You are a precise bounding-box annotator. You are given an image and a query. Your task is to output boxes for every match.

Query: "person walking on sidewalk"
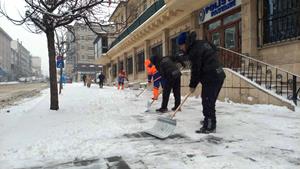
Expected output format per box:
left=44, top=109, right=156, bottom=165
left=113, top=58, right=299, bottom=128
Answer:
left=150, top=55, right=181, bottom=113
left=144, top=59, right=164, bottom=100
left=177, top=31, right=226, bottom=134
left=117, top=69, right=126, bottom=90
left=82, top=74, right=87, bottom=86
left=86, top=75, right=92, bottom=88
left=98, top=72, right=105, bottom=88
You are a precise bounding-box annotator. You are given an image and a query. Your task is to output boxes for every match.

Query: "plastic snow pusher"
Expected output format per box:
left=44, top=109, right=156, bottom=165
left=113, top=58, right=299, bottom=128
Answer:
left=144, top=92, right=192, bottom=139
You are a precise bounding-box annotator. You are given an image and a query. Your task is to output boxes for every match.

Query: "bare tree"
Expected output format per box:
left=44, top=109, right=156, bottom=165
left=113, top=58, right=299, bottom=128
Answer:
left=0, top=0, right=122, bottom=110
left=54, top=26, right=74, bottom=94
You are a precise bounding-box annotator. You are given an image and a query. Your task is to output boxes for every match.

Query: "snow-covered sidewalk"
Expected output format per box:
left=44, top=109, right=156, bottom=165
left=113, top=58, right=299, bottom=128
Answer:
left=0, top=83, right=299, bottom=169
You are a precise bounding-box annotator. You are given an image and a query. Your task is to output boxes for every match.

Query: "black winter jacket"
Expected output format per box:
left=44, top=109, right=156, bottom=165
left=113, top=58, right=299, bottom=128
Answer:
left=150, top=56, right=181, bottom=83
left=188, top=40, right=225, bottom=88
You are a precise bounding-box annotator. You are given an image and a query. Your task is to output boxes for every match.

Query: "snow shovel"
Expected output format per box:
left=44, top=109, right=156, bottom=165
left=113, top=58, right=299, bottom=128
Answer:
left=145, top=90, right=162, bottom=112
left=135, top=88, right=147, bottom=97
left=144, top=92, right=192, bottom=139
left=145, top=100, right=155, bottom=112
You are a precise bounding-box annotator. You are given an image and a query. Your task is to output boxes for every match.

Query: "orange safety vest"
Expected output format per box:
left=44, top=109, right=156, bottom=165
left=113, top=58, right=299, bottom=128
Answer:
left=145, top=59, right=158, bottom=76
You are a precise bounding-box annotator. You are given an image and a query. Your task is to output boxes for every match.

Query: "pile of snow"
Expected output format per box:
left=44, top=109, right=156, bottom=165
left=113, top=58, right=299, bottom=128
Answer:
left=0, top=81, right=19, bottom=85
left=0, top=83, right=299, bottom=169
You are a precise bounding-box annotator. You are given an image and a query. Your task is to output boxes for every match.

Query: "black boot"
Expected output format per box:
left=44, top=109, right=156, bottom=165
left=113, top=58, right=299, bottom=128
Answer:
left=156, top=108, right=168, bottom=113
left=196, top=119, right=216, bottom=134
left=171, top=106, right=181, bottom=111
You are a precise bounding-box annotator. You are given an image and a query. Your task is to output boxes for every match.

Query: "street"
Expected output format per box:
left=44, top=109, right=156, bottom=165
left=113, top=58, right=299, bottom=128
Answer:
left=0, top=83, right=299, bottom=169
left=0, top=82, right=48, bottom=109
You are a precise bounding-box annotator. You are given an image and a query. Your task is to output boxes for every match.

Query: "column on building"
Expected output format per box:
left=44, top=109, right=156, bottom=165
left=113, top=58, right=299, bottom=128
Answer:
left=116, top=57, right=120, bottom=75
left=144, top=40, right=150, bottom=59
left=144, top=40, right=150, bottom=77
left=162, top=29, right=169, bottom=56
left=122, top=54, right=127, bottom=76
left=132, top=47, right=137, bottom=80
left=190, top=10, right=202, bottom=39
left=241, top=0, right=258, bottom=56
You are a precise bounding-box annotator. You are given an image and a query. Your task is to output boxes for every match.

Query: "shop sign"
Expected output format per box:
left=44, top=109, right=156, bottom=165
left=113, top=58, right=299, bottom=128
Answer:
left=199, top=0, right=241, bottom=24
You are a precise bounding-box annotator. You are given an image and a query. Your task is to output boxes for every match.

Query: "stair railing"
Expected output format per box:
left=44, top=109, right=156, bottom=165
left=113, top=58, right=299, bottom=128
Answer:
left=218, top=46, right=300, bottom=105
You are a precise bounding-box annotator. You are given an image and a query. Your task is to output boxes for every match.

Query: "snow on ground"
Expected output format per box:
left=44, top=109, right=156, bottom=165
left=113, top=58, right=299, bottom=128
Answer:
left=0, top=83, right=299, bottom=169
left=0, top=81, right=19, bottom=85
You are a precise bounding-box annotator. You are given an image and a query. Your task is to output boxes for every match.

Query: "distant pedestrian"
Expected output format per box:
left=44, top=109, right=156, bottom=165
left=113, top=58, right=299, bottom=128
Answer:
left=98, top=72, right=105, bottom=88
left=82, top=74, right=87, bottom=86
left=117, top=69, right=126, bottom=90
left=86, top=75, right=92, bottom=88
left=177, top=31, right=226, bottom=134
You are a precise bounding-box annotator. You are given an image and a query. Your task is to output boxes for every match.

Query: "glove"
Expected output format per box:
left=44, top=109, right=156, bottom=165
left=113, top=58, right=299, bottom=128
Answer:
left=189, top=87, right=196, bottom=93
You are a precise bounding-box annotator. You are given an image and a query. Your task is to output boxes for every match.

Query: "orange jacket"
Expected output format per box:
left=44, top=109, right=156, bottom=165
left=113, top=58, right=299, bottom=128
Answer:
left=145, top=59, right=158, bottom=75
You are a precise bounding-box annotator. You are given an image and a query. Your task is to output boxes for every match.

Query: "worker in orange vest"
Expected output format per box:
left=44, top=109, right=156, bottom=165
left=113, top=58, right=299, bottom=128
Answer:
left=145, top=59, right=164, bottom=100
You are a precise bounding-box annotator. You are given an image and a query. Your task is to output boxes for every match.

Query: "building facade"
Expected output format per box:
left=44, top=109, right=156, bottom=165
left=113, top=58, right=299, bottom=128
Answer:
left=0, top=27, right=12, bottom=81
left=11, top=40, right=32, bottom=78
left=31, top=56, right=42, bottom=77
left=65, top=23, right=100, bottom=81
left=97, top=0, right=300, bottom=82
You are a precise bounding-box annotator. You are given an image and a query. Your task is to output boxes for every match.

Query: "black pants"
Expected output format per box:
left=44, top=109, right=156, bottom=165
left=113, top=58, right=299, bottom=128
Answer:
left=99, top=81, right=104, bottom=88
left=161, top=77, right=181, bottom=109
left=201, top=80, right=224, bottom=123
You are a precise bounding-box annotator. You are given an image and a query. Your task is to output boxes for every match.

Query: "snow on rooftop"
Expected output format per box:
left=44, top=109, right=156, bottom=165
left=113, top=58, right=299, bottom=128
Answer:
left=0, top=84, right=299, bottom=168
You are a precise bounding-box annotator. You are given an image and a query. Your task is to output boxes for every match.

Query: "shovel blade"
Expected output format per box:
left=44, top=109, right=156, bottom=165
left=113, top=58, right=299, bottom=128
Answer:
left=144, top=116, right=177, bottom=139
left=145, top=100, right=152, bottom=112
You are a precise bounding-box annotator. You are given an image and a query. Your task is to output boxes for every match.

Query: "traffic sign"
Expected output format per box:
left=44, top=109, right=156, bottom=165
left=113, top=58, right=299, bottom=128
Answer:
left=56, top=60, right=64, bottom=68
left=56, top=56, right=63, bottom=61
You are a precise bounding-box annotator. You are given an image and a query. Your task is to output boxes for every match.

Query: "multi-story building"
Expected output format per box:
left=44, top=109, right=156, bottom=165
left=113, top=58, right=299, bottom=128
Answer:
left=0, top=27, right=12, bottom=81
left=11, top=40, right=32, bottom=77
left=31, top=56, right=42, bottom=77
left=96, top=0, right=300, bottom=110
left=66, top=22, right=99, bottom=81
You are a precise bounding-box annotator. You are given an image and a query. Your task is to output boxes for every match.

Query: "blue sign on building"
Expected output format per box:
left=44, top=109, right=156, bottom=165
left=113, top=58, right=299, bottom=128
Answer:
left=199, top=0, right=241, bottom=23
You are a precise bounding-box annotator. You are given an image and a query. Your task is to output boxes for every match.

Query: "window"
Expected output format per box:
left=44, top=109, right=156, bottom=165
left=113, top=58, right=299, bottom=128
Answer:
left=260, top=0, right=300, bottom=44
left=81, top=45, right=85, bottom=49
left=119, top=61, right=124, bottom=71
left=136, top=51, right=145, bottom=72
left=151, top=44, right=162, bottom=58
left=208, top=20, right=221, bottom=30
left=171, top=36, right=180, bottom=57
left=224, top=12, right=241, bottom=25
left=127, top=57, right=133, bottom=74
left=143, top=0, right=147, bottom=11
left=112, top=64, right=117, bottom=77
left=88, top=55, right=94, bottom=59
left=102, top=36, right=108, bottom=53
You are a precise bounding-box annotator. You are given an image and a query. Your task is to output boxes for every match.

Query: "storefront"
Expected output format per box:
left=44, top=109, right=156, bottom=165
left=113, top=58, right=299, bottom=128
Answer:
left=199, top=0, right=242, bottom=52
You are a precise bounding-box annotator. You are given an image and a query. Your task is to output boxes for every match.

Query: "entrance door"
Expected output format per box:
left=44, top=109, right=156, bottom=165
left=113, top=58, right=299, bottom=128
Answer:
left=205, top=10, right=241, bottom=52
left=205, top=9, right=241, bottom=68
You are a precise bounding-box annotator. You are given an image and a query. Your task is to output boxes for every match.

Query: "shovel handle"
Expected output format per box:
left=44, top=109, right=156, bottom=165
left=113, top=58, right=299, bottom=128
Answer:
left=170, top=92, right=192, bottom=119
left=136, top=88, right=147, bottom=97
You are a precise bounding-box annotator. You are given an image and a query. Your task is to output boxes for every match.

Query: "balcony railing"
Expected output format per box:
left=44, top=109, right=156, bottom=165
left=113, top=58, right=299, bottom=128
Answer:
left=110, top=0, right=165, bottom=49
left=218, top=47, right=300, bottom=105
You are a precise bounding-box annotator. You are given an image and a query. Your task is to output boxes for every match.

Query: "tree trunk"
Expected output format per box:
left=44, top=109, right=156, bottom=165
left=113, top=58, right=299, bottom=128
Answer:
left=46, top=30, right=59, bottom=110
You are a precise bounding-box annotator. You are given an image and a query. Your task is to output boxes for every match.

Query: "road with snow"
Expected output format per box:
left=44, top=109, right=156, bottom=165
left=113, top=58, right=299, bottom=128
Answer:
left=0, top=82, right=48, bottom=109
left=0, top=83, right=299, bottom=169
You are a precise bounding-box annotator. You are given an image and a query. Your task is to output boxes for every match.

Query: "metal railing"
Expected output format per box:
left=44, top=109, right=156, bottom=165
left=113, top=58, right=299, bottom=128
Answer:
left=110, top=0, right=165, bottom=48
left=218, top=46, right=300, bottom=105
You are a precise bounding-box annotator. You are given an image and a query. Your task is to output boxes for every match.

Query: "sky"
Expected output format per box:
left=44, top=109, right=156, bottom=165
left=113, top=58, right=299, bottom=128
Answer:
left=0, top=0, right=48, bottom=75
left=0, top=0, right=118, bottom=76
